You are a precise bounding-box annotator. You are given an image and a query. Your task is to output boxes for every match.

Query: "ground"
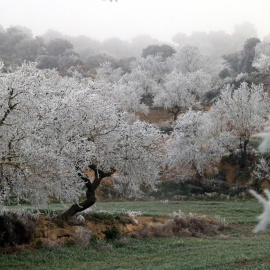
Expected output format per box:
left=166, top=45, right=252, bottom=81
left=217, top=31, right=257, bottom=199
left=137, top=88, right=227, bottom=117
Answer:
left=1, top=200, right=270, bottom=269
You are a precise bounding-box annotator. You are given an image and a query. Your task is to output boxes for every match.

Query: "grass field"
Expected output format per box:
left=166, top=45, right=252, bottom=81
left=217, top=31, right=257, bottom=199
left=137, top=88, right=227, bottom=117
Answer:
left=1, top=199, right=270, bottom=270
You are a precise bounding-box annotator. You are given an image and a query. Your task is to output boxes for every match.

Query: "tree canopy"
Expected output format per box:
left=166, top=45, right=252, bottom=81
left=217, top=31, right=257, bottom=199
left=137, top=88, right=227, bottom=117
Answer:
left=0, top=63, right=164, bottom=217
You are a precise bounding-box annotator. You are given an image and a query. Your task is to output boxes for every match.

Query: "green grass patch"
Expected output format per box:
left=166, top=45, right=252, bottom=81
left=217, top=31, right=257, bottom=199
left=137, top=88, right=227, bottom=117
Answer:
left=90, top=200, right=262, bottom=225
left=1, top=234, right=270, bottom=270
left=4, top=199, right=263, bottom=224
left=1, top=199, right=268, bottom=270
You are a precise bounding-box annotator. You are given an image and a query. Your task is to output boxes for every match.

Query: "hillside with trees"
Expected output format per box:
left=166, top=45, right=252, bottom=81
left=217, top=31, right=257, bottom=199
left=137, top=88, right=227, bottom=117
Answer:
left=1, top=22, right=270, bottom=214
left=2, top=0, right=270, bottom=267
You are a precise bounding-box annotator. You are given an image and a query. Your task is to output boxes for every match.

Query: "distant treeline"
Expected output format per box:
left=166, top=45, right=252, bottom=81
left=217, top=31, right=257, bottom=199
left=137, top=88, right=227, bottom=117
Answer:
left=0, top=21, right=268, bottom=76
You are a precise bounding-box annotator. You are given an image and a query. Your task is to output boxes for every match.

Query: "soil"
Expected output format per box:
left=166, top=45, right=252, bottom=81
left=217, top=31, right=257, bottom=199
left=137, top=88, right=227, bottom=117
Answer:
left=31, top=215, right=169, bottom=246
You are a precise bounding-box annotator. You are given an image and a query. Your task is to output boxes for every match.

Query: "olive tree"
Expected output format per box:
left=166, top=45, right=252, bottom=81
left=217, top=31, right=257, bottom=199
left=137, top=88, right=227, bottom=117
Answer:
left=122, top=54, right=168, bottom=107
left=167, top=109, right=231, bottom=179
left=154, top=45, right=212, bottom=121
left=153, top=69, right=211, bottom=121
left=252, top=41, right=270, bottom=73
left=0, top=63, right=164, bottom=219
left=211, top=82, right=269, bottom=168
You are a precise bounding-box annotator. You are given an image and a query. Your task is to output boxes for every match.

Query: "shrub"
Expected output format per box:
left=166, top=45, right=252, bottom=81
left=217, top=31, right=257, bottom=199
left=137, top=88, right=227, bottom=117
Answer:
left=104, top=226, right=120, bottom=241
left=72, top=227, right=91, bottom=246
left=131, top=210, right=228, bottom=239
left=0, top=211, right=37, bottom=247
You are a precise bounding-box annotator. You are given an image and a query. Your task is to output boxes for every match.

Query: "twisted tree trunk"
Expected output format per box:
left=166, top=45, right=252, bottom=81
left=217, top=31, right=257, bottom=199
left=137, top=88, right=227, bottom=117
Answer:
left=60, top=165, right=115, bottom=220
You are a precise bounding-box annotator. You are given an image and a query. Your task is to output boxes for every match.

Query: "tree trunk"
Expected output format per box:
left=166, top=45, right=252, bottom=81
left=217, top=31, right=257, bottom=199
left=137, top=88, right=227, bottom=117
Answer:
left=168, top=106, right=180, bottom=122
left=60, top=165, right=115, bottom=220
left=60, top=193, right=96, bottom=220
left=239, top=138, right=249, bottom=169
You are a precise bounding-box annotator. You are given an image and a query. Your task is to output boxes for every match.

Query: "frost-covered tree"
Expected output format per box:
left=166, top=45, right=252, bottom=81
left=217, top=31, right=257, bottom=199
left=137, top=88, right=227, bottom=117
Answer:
left=252, top=42, right=270, bottom=73
left=154, top=69, right=211, bottom=121
left=154, top=45, right=211, bottom=121
left=211, top=82, right=269, bottom=168
left=95, top=61, right=123, bottom=83
left=0, top=63, right=69, bottom=205
left=168, top=45, right=209, bottom=74
left=252, top=54, right=270, bottom=73
left=142, top=44, right=175, bottom=59
left=104, top=46, right=211, bottom=121
left=123, top=54, right=168, bottom=106
left=239, top=37, right=260, bottom=74
left=0, top=63, right=164, bottom=218
left=167, top=110, right=231, bottom=179
left=93, top=62, right=149, bottom=113
left=251, top=158, right=270, bottom=192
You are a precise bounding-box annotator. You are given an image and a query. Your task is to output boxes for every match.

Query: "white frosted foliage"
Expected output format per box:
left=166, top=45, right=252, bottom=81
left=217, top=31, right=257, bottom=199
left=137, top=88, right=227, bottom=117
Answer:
left=154, top=69, right=211, bottom=110
left=252, top=42, right=270, bottom=73
left=211, top=82, right=269, bottom=143
left=0, top=63, right=164, bottom=205
left=167, top=110, right=231, bottom=178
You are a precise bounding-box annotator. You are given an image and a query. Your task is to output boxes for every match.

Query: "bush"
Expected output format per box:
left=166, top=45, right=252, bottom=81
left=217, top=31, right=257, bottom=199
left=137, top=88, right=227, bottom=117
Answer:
left=104, top=226, right=120, bottom=241
left=0, top=211, right=37, bottom=247
left=131, top=210, right=228, bottom=239
left=72, top=227, right=91, bottom=246
left=178, top=176, right=230, bottom=196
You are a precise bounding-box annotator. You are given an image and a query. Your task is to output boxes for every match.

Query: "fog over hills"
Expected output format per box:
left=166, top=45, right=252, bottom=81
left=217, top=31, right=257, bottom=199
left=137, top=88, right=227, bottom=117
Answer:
left=0, top=0, right=270, bottom=43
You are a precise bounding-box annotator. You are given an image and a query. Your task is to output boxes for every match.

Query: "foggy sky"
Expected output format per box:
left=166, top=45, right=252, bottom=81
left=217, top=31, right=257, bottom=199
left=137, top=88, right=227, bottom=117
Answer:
left=1, top=0, right=270, bottom=42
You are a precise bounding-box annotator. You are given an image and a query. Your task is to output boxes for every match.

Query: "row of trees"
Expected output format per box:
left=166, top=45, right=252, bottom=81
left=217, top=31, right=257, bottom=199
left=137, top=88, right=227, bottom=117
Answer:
left=2, top=23, right=270, bottom=78
left=0, top=46, right=269, bottom=217
left=221, top=37, right=270, bottom=77
left=222, top=37, right=261, bottom=76
left=0, top=26, right=81, bottom=74
left=0, top=26, right=164, bottom=75
left=96, top=45, right=214, bottom=121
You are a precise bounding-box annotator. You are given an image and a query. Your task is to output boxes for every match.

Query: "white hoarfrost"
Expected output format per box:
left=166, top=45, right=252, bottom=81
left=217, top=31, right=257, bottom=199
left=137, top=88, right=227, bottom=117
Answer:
left=0, top=62, right=164, bottom=206
left=153, top=45, right=212, bottom=121
left=121, top=54, right=168, bottom=108
left=211, top=82, right=269, bottom=146
left=167, top=110, right=231, bottom=178
left=154, top=69, right=211, bottom=111
left=252, top=42, right=270, bottom=73
left=168, top=45, right=209, bottom=74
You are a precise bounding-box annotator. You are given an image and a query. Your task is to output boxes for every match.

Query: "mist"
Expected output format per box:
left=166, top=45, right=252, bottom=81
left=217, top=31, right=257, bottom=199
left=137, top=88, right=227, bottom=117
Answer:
left=1, top=0, right=270, bottom=43
left=1, top=0, right=270, bottom=75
